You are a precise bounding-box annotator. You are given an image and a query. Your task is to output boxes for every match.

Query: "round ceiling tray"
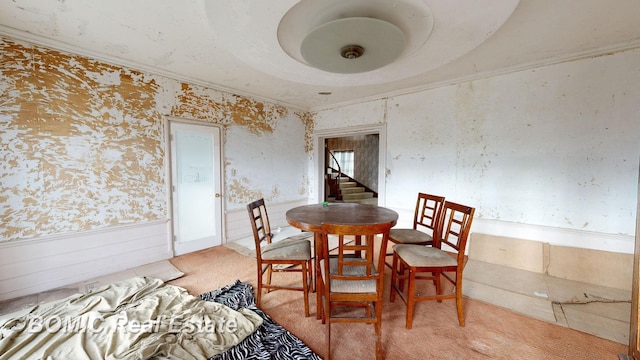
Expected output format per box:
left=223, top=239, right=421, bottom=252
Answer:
left=205, top=0, right=520, bottom=86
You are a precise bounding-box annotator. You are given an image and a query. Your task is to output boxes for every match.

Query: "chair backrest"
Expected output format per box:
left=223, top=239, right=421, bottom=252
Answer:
left=433, top=201, right=475, bottom=264
left=413, top=193, right=446, bottom=234
left=321, top=222, right=393, bottom=289
left=247, top=199, right=273, bottom=257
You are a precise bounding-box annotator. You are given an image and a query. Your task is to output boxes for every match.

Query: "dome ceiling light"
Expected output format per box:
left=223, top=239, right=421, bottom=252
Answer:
left=299, top=17, right=407, bottom=74
left=278, top=0, right=432, bottom=75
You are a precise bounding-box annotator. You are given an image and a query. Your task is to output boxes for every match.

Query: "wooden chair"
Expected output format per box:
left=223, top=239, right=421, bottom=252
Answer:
left=247, top=198, right=312, bottom=317
left=318, top=221, right=393, bottom=360
left=384, top=193, right=446, bottom=268
left=389, top=201, right=475, bottom=329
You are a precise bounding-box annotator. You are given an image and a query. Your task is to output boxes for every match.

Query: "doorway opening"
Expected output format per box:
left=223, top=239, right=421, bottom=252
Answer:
left=316, top=124, right=386, bottom=206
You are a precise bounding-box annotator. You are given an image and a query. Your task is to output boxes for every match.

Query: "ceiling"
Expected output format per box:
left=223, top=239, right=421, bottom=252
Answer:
left=1, top=0, right=639, bottom=111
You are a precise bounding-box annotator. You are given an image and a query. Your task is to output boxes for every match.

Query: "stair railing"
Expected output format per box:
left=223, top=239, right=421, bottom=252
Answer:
left=327, top=150, right=343, bottom=200
left=328, top=151, right=342, bottom=179
left=326, top=150, right=378, bottom=201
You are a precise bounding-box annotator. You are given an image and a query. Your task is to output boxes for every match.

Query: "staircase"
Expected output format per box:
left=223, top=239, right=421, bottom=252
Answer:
left=334, top=177, right=378, bottom=205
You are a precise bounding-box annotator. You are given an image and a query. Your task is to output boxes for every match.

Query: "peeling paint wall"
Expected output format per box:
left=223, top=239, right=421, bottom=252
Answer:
left=171, top=83, right=288, bottom=134
left=316, top=48, right=640, bottom=239
left=0, top=38, right=165, bottom=241
left=295, top=111, right=315, bottom=154
left=0, top=36, right=310, bottom=242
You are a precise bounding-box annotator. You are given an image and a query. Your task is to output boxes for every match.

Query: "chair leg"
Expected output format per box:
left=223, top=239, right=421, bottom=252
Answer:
left=266, top=264, right=273, bottom=293
left=434, top=271, right=443, bottom=303
left=308, top=259, right=315, bottom=293
left=384, top=251, right=394, bottom=269
left=256, top=266, right=263, bottom=307
left=325, top=303, right=331, bottom=360
left=315, top=233, right=323, bottom=320
left=390, top=253, right=398, bottom=302
left=456, top=272, right=465, bottom=327
left=375, top=299, right=383, bottom=360
left=406, top=267, right=416, bottom=329
left=301, top=262, right=310, bottom=317
left=398, top=261, right=407, bottom=293
left=316, top=266, right=326, bottom=323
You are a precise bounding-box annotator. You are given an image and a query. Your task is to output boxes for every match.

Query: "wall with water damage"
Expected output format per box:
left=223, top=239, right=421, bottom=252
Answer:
left=0, top=36, right=313, bottom=243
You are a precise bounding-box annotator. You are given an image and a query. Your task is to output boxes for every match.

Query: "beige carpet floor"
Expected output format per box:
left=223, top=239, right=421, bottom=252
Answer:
left=168, top=245, right=628, bottom=360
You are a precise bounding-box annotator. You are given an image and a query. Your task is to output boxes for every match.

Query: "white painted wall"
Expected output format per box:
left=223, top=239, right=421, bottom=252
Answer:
left=315, top=48, right=640, bottom=253
left=225, top=112, right=311, bottom=211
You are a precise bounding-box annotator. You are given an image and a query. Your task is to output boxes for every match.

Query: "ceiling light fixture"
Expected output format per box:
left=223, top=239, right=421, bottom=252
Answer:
left=276, top=0, right=438, bottom=77
left=299, top=17, right=406, bottom=74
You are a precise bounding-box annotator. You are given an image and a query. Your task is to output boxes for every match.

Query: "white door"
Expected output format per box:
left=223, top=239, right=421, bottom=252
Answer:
left=169, top=121, right=222, bottom=255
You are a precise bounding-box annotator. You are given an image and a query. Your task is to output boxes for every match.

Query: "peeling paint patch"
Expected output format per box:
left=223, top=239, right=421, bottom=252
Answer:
left=227, top=177, right=263, bottom=205
left=226, top=176, right=283, bottom=205
left=298, top=175, right=310, bottom=195
left=171, top=84, right=288, bottom=136
left=1, top=37, right=164, bottom=241
left=295, top=111, right=315, bottom=153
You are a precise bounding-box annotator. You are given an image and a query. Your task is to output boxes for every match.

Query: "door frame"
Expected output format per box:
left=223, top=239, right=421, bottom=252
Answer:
left=314, top=123, right=387, bottom=206
left=628, top=154, right=640, bottom=358
left=164, top=116, right=226, bottom=256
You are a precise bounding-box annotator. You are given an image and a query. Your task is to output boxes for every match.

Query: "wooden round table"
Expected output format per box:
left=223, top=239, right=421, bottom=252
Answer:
left=286, top=203, right=399, bottom=232
left=286, top=203, right=399, bottom=319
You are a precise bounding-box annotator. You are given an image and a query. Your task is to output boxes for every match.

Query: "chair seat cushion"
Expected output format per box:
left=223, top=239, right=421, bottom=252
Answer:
left=389, top=228, right=433, bottom=244
left=393, top=244, right=457, bottom=267
left=271, top=228, right=312, bottom=243
left=320, top=258, right=377, bottom=294
left=261, top=237, right=311, bottom=261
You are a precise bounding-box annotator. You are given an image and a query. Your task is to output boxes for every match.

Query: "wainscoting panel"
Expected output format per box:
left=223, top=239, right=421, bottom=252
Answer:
left=0, top=220, right=170, bottom=301
left=462, top=218, right=634, bottom=343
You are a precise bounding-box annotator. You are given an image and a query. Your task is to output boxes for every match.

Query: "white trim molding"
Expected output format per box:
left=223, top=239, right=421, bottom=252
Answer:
left=470, top=217, right=635, bottom=254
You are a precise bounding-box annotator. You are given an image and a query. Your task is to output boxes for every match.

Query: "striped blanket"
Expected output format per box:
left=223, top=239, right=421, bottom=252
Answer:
left=201, top=281, right=321, bottom=360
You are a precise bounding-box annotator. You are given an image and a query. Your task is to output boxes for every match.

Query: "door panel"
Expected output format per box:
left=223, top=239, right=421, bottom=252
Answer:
left=170, top=122, right=222, bottom=255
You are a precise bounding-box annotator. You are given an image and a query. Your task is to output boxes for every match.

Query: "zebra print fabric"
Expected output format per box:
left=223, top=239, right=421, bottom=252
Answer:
left=200, top=281, right=322, bottom=360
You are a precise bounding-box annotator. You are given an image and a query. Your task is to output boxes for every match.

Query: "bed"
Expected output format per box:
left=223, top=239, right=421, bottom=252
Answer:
left=0, top=277, right=321, bottom=360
